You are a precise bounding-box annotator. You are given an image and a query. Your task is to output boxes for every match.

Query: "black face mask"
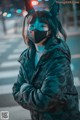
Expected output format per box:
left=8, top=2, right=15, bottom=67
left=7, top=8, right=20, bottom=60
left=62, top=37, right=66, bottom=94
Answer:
left=27, top=30, right=47, bottom=44
left=34, top=30, right=47, bottom=43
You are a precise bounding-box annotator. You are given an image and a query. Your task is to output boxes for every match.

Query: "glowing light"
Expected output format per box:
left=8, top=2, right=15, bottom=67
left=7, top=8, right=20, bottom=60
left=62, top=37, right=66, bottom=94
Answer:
left=7, top=13, right=12, bottom=18
left=32, top=1, right=39, bottom=6
left=3, top=12, right=7, bottom=17
left=70, top=64, right=74, bottom=71
left=38, top=0, right=42, bottom=1
left=16, top=9, right=22, bottom=14
left=22, top=10, right=28, bottom=17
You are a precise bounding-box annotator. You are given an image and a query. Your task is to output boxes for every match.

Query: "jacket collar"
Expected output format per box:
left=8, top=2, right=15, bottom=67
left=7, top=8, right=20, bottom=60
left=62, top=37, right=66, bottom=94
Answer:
left=29, top=37, right=58, bottom=58
left=28, top=37, right=59, bottom=68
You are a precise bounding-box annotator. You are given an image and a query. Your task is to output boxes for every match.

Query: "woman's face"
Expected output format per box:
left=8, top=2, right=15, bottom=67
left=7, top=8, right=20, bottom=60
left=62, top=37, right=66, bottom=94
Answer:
left=27, top=17, right=49, bottom=44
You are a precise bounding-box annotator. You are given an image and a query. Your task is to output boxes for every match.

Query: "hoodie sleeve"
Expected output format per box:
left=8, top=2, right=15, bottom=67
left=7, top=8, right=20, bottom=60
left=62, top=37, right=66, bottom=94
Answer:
left=12, top=49, right=32, bottom=110
left=18, top=49, right=71, bottom=112
left=12, top=65, right=30, bottom=109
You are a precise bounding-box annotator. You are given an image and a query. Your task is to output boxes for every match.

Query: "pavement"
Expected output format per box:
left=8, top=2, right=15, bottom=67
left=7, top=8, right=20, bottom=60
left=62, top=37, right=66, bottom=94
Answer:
left=0, top=106, right=31, bottom=120
left=0, top=36, right=30, bottom=120
left=65, top=27, right=80, bottom=36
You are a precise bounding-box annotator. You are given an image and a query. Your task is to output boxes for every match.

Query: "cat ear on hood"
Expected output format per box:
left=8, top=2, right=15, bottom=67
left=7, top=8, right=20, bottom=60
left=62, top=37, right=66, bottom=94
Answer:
left=50, top=2, right=60, bottom=17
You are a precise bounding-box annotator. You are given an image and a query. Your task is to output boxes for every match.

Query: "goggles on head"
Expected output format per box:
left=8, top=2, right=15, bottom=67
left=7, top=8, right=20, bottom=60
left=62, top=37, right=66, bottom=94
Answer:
left=24, top=0, right=59, bottom=16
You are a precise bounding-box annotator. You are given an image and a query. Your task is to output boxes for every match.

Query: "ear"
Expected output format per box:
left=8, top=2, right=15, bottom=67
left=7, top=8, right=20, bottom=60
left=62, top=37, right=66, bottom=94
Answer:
left=47, top=30, right=52, bottom=36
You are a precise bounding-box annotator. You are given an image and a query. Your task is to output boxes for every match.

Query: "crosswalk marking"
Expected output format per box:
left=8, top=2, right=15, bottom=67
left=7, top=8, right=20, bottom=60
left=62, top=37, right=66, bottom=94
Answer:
left=0, top=43, right=8, bottom=45
left=74, top=77, right=80, bottom=87
left=0, top=49, right=7, bottom=53
left=0, top=41, right=9, bottom=44
left=13, top=49, right=25, bottom=53
left=0, top=45, right=11, bottom=49
left=0, top=70, right=19, bottom=79
left=0, top=40, right=18, bottom=43
left=18, top=43, right=26, bottom=47
left=0, top=61, right=20, bottom=67
left=0, top=84, right=13, bottom=95
left=7, top=54, right=20, bottom=60
left=70, top=64, right=74, bottom=71
left=72, top=54, right=80, bottom=59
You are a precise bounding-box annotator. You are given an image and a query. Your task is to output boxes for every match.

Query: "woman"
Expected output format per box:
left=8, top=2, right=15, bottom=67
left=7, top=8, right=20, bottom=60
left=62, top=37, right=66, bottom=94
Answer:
left=12, top=11, right=80, bottom=120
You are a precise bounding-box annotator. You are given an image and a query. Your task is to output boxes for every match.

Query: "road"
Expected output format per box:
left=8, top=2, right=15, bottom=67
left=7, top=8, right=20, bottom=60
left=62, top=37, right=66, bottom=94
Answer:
left=67, top=35, right=80, bottom=100
left=0, top=37, right=27, bottom=107
left=0, top=17, right=22, bottom=35
left=0, top=35, right=80, bottom=109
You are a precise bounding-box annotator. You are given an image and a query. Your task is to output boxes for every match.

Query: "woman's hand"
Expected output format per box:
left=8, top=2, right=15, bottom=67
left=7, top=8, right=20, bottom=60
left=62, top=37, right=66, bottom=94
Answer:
left=20, top=83, right=29, bottom=95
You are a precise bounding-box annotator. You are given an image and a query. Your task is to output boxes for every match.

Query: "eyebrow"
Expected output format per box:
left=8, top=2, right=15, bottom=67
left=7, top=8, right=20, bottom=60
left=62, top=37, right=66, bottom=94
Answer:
left=40, top=23, right=48, bottom=25
left=29, top=23, right=48, bottom=26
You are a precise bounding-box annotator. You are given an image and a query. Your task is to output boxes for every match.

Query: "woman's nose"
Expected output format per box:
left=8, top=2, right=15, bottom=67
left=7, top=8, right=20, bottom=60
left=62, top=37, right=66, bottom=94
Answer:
left=33, top=24, right=39, bottom=30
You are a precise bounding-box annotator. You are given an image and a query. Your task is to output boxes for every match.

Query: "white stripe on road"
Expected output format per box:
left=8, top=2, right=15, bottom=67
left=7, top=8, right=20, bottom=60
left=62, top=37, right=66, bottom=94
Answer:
left=0, top=41, right=9, bottom=44
left=0, top=61, right=20, bottom=67
left=0, top=40, right=16, bottom=44
left=7, top=54, right=20, bottom=60
left=0, top=84, right=13, bottom=95
left=70, top=64, right=74, bottom=71
left=72, top=54, right=80, bottom=59
left=18, top=44, right=26, bottom=47
left=19, top=43, right=27, bottom=48
left=0, top=40, right=18, bottom=44
left=0, top=70, right=19, bottom=79
left=0, top=43, right=8, bottom=45
left=13, top=49, right=25, bottom=53
left=0, top=41, right=6, bottom=44
left=74, top=77, right=80, bottom=87
left=0, top=45, right=11, bottom=49
left=0, top=49, right=7, bottom=53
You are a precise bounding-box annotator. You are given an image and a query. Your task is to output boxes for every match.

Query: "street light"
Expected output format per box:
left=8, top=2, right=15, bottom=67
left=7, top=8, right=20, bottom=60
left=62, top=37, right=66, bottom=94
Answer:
left=16, top=9, right=22, bottom=14
left=31, top=1, right=39, bottom=6
left=7, top=13, right=12, bottom=18
left=3, top=12, right=7, bottom=17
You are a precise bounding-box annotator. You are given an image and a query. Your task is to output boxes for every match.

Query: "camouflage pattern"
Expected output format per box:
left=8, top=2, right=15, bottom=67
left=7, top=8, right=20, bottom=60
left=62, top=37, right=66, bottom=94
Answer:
left=12, top=38, right=80, bottom=120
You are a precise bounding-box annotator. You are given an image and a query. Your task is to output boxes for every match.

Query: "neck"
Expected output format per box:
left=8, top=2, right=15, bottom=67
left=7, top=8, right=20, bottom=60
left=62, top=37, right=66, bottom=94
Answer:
left=35, top=44, right=45, bottom=53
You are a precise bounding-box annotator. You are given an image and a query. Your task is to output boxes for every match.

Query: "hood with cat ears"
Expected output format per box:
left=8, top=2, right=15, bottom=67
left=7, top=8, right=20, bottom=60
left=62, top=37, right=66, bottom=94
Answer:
left=24, top=0, right=59, bottom=16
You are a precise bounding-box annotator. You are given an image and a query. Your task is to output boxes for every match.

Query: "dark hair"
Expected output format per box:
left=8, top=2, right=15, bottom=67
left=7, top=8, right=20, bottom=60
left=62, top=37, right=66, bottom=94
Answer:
left=27, top=11, right=67, bottom=41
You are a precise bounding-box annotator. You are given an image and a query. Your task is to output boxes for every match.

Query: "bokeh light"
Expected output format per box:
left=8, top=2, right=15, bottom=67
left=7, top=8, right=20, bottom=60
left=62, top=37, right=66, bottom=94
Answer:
left=3, top=12, right=7, bottom=17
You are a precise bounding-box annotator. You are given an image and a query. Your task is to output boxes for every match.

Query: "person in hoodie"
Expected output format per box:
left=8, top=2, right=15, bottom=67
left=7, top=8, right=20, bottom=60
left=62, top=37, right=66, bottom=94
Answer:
left=12, top=11, right=80, bottom=120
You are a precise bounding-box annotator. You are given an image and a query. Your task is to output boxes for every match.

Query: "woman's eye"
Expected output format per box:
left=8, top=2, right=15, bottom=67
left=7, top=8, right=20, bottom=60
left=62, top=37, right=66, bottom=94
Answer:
left=41, top=25, right=46, bottom=28
left=41, top=24, right=48, bottom=27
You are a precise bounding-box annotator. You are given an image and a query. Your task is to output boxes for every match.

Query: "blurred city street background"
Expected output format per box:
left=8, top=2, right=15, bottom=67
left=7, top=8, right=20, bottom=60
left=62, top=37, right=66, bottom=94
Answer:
left=0, top=0, right=80, bottom=120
